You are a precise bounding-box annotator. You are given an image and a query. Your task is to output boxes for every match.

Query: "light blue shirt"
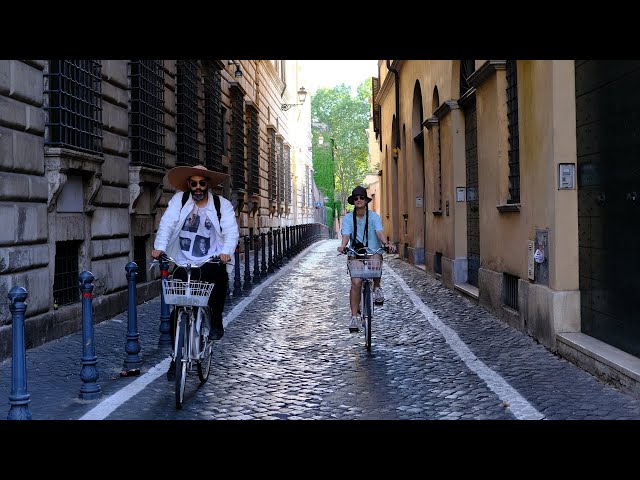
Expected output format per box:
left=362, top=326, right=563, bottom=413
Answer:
left=341, top=209, right=384, bottom=251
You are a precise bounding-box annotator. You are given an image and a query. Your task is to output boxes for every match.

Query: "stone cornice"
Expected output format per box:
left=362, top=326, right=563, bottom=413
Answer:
left=467, top=60, right=507, bottom=89
left=432, top=100, right=460, bottom=120
left=375, top=60, right=403, bottom=105
left=423, top=117, right=439, bottom=130
left=228, top=81, right=246, bottom=97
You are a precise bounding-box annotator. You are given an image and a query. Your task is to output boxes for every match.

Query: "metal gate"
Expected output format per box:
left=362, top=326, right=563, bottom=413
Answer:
left=464, top=96, right=480, bottom=287
left=576, top=60, right=640, bottom=357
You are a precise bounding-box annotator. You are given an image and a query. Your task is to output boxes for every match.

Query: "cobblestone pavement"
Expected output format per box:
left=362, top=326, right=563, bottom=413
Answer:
left=2, top=239, right=640, bottom=421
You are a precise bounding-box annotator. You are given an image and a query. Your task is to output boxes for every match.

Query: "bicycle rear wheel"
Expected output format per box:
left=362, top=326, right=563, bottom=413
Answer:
left=175, top=311, right=188, bottom=409
left=362, top=282, right=372, bottom=351
left=197, top=307, right=213, bottom=384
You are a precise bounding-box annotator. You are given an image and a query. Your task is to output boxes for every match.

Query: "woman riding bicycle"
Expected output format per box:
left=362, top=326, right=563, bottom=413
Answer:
left=152, top=164, right=239, bottom=380
left=337, top=186, right=396, bottom=332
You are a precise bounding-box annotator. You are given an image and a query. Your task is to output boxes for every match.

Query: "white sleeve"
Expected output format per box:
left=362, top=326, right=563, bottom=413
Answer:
left=153, top=192, right=183, bottom=251
left=218, top=197, right=239, bottom=256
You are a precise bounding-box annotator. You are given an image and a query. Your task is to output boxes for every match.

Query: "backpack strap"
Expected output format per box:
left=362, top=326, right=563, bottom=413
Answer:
left=213, top=194, right=222, bottom=232
left=350, top=207, right=369, bottom=247
left=181, top=191, right=222, bottom=232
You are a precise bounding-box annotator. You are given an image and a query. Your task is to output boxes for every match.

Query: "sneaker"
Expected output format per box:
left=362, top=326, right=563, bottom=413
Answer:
left=349, top=315, right=360, bottom=333
left=374, top=287, right=384, bottom=305
left=166, top=360, right=176, bottom=381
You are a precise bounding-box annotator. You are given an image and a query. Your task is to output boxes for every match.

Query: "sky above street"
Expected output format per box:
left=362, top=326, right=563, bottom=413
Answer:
left=300, top=60, right=378, bottom=94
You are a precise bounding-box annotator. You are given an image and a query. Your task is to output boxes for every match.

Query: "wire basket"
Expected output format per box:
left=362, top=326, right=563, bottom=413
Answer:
left=348, top=257, right=382, bottom=279
left=162, top=278, right=215, bottom=306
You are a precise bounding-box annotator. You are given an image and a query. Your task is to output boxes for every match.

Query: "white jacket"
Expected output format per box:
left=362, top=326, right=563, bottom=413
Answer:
left=154, top=191, right=239, bottom=260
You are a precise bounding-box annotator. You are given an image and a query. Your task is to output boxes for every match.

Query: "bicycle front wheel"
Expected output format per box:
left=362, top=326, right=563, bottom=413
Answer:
left=197, top=307, right=213, bottom=384
left=175, top=311, right=188, bottom=409
left=362, top=282, right=372, bottom=351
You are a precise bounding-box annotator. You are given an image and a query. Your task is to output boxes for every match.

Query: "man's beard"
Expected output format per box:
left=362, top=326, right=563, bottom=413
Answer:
left=191, top=188, right=208, bottom=201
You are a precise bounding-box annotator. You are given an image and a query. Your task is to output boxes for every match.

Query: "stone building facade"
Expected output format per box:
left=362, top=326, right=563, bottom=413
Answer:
left=373, top=60, right=640, bottom=396
left=0, top=59, right=316, bottom=360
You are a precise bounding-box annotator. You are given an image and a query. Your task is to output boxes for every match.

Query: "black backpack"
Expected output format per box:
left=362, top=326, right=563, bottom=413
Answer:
left=181, top=191, right=222, bottom=232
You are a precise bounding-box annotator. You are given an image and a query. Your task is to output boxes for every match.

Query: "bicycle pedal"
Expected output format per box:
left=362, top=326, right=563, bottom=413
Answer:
left=374, top=300, right=384, bottom=306
left=349, top=327, right=359, bottom=333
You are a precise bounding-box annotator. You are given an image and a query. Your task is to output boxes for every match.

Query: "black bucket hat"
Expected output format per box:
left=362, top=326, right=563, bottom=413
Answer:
left=347, top=185, right=372, bottom=205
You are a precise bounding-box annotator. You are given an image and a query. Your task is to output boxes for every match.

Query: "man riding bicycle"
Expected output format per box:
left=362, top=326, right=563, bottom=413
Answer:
left=152, top=164, right=239, bottom=380
left=337, top=186, right=396, bottom=332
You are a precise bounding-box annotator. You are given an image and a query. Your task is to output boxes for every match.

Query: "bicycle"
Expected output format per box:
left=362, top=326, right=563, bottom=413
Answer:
left=151, top=253, right=220, bottom=409
left=340, top=245, right=387, bottom=351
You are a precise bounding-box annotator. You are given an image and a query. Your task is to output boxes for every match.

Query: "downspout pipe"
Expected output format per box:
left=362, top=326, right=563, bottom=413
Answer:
left=387, top=60, right=400, bottom=151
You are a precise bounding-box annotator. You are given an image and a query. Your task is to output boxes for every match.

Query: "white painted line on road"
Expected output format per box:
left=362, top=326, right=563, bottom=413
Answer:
left=79, top=357, right=172, bottom=420
left=80, top=243, right=316, bottom=420
left=385, top=263, right=545, bottom=420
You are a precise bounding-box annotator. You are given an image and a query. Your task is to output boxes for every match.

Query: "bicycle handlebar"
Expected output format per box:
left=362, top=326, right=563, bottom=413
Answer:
left=149, top=253, right=223, bottom=271
left=339, top=245, right=388, bottom=256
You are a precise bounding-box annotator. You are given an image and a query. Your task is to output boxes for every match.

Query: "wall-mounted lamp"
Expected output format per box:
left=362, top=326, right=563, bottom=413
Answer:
left=281, top=86, right=307, bottom=111
left=228, top=60, right=243, bottom=78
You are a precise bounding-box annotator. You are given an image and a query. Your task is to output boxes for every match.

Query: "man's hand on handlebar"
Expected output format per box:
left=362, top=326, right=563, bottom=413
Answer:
left=151, top=249, right=164, bottom=259
left=219, top=253, right=231, bottom=263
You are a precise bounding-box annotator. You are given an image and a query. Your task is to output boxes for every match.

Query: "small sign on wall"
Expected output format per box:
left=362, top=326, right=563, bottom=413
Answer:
left=415, top=196, right=423, bottom=208
left=456, top=187, right=466, bottom=202
left=559, top=163, right=576, bottom=189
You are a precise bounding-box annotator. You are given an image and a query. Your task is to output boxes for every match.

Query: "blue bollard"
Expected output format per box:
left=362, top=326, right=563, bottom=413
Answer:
left=267, top=230, right=274, bottom=273
left=7, top=286, right=32, bottom=420
left=158, top=259, right=172, bottom=348
left=243, top=235, right=252, bottom=291
left=253, top=234, right=261, bottom=284
left=123, top=262, right=142, bottom=371
left=78, top=271, right=101, bottom=400
left=233, top=244, right=243, bottom=296
left=260, top=232, right=268, bottom=278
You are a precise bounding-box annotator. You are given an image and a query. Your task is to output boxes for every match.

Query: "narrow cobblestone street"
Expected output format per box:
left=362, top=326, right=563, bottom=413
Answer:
left=69, top=239, right=640, bottom=421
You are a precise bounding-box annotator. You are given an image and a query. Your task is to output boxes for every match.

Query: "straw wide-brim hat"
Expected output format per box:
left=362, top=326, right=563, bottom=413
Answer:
left=347, top=185, right=372, bottom=205
left=167, top=164, right=229, bottom=191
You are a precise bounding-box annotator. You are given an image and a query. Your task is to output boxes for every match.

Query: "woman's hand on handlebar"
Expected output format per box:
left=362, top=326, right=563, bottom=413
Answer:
left=385, top=243, right=397, bottom=254
left=337, top=244, right=346, bottom=254
left=151, top=249, right=164, bottom=260
left=219, top=253, right=231, bottom=263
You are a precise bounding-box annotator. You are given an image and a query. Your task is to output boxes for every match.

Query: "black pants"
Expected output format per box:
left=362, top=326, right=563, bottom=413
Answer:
left=169, top=262, right=228, bottom=344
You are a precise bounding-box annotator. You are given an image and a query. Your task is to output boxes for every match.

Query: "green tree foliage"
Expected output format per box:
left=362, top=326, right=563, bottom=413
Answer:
left=311, top=79, right=371, bottom=225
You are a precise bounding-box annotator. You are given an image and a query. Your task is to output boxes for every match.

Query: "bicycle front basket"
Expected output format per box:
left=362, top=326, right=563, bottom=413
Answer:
left=162, top=279, right=215, bottom=306
left=348, top=257, right=382, bottom=279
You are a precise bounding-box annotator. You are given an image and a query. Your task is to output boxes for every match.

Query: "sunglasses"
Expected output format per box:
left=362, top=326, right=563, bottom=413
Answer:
left=190, top=180, right=208, bottom=188
left=354, top=195, right=367, bottom=201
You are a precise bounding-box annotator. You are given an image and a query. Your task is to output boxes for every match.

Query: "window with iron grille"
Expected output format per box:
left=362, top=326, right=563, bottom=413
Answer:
left=268, top=128, right=277, bottom=202
left=284, top=145, right=291, bottom=206
left=44, top=60, right=103, bottom=154
left=176, top=60, right=200, bottom=166
left=204, top=62, right=224, bottom=173
left=133, top=236, right=148, bottom=284
left=506, top=60, right=520, bottom=204
left=129, top=60, right=165, bottom=168
left=277, top=137, right=285, bottom=202
left=230, top=85, right=246, bottom=191
left=503, top=272, right=519, bottom=311
left=437, top=122, right=443, bottom=211
left=460, top=60, right=475, bottom=97
left=247, top=104, right=260, bottom=195
left=53, top=241, right=81, bottom=307
left=304, top=165, right=310, bottom=207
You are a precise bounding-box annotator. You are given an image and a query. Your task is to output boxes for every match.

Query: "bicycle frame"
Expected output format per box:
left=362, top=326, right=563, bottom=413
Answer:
left=342, top=246, right=386, bottom=351
left=151, top=253, right=220, bottom=408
